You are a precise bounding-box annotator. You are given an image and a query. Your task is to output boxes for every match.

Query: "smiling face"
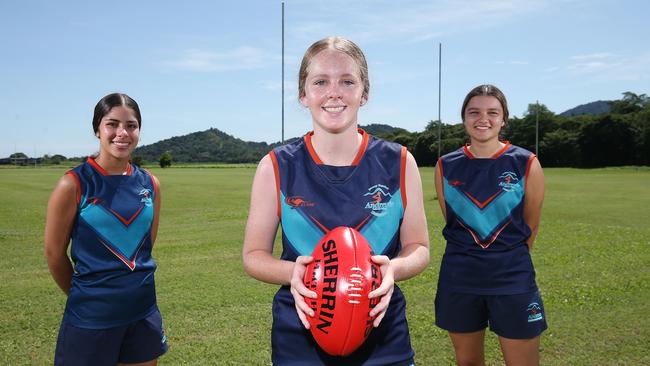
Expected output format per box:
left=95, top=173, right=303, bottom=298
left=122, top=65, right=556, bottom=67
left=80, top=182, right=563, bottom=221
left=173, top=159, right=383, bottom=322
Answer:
left=299, top=49, right=367, bottom=134
left=96, top=106, right=140, bottom=161
left=463, top=95, right=505, bottom=143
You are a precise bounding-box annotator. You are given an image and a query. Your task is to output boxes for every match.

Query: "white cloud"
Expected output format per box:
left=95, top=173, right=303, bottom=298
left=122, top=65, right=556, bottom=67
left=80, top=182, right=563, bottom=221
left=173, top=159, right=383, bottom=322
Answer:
left=570, top=52, right=616, bottom=60
left=161, top=46, right=276, bottom=72
left=289, top=0, right=550, bottom=44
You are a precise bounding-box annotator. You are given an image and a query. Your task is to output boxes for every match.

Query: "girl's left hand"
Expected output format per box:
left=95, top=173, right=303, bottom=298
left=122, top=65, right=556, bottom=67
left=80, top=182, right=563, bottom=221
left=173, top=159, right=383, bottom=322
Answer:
left=367, top=255, right=394, bottom=327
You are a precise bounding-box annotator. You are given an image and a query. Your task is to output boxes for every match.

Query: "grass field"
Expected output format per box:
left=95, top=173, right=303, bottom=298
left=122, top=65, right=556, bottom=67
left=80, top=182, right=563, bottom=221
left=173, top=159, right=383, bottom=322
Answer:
left=1, top=166, right=649, bottom=365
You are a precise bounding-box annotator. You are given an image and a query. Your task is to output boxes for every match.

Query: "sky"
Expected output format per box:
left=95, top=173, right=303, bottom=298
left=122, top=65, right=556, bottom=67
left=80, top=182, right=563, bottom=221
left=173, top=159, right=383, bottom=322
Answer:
left=1, top=0, right=649, bottom=158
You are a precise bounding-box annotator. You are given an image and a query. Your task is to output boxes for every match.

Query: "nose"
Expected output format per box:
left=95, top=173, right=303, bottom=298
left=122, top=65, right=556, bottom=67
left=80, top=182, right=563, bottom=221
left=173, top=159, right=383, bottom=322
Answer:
left=116, top=124, right=129, bottom=136
left=326, top=84, right=342, bottom=99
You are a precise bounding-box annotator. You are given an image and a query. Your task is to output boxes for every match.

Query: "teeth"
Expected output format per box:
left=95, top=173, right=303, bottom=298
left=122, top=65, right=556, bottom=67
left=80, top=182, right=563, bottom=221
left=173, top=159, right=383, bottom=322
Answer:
left=323, top=106, right=345, bottom=113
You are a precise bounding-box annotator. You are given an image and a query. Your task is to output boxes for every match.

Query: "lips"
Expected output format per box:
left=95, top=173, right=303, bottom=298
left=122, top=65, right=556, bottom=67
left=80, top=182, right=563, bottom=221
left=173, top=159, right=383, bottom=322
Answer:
left=112, top=141, right=131, bottom=148
left=322, top=106, right=346, bottom=113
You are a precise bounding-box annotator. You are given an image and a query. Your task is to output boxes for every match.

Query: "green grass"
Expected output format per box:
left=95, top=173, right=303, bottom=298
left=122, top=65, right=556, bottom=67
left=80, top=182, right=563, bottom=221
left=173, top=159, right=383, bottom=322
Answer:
left=0, top=166, right=648, bottom=365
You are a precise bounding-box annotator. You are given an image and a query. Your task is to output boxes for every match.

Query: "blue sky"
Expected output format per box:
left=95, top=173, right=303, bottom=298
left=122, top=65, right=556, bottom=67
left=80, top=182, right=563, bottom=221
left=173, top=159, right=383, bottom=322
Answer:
left=2, top=0, right=649, bottom=158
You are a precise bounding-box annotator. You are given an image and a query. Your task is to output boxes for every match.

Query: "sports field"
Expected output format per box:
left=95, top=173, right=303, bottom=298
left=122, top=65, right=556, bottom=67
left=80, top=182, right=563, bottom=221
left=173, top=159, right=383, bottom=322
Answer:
left=1, top=166, right=649, bottom=365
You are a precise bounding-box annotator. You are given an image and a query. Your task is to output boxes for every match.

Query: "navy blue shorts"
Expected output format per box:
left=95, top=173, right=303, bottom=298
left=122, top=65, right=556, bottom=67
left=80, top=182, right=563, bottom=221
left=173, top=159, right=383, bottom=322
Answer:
left=54, top=308, right=168, bottom=366
left=435, top=290, right=547, bottom=339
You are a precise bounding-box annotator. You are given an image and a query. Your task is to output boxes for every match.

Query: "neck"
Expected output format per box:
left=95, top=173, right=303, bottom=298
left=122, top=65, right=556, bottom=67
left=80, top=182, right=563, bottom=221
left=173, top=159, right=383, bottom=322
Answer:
left=468, top=139, right=505, bottom=158
left=311, top=125, right=362, bottom=166
left=94, top=154, right=130, bottom=175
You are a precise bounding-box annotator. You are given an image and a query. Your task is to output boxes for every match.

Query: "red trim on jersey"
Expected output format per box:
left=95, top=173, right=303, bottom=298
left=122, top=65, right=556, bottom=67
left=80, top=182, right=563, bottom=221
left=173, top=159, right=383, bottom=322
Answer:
left=400, top=146, right=408, bottom=209
left=355, top=215, right=372, bottom=231
left=308, top=215, right=330, bottom=234
left=99, top=237, right=142, bottom=271
left=463, top=141, right=511, bottom=159
left=87, top=156, right=132, bottom=176
left=524, top=154, right=536, bottom=193
left=143, top=169, right=160, bottom=201
left=350, top=129, right=369, bottom=166
left=458, top=219, right=511, bottom=249
left=108, top=205, right=144, bottom=226
left=304, top=132, right=324, bottom=165
left=269, top=151, right=282, bottom=218
left=437, top=157, right=445, bottom=198
left=87, top=156, right=109, bottom=175
left=304, top=128, right=369, bottom=166
left=463, top=190, right=502, bottom=209
left=65, top=171, right=81, bottom=206
left=462, top=144, right=474, bottom=159
left=492, top=141, right=511, bottom=158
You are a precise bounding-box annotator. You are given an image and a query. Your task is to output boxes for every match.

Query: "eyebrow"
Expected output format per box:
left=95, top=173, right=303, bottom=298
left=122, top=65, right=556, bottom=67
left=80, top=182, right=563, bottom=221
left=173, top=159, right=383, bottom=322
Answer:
left=309, top=73, right=358, bottom=79
left=105, top=118, right=138, bottom=123
left=466, top=107, right=500, bottom=111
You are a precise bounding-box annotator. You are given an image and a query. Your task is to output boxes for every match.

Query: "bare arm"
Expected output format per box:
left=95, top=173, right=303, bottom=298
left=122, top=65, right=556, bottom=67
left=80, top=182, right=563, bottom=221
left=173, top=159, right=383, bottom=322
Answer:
left=242, top=154, right=294, bottom=285
left=434, top=159, right=447, bottom=221
left=392, top=151, right=430, bottom=281
left=524, top=157, right=544, bottom=250
left=150, top=174, right=161, bottom=246
left=44, top=174, right=77, bottom=295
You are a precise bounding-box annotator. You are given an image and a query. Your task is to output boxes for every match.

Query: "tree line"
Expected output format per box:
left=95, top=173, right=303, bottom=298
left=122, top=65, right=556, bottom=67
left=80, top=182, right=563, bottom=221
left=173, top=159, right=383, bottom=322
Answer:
left=381, top=92, right=650, bottom=167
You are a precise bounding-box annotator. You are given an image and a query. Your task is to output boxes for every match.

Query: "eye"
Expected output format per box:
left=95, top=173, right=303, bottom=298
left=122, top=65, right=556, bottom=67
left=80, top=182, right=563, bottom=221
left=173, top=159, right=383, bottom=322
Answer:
left=128, top=123, right=139, bottom=129
left=343, top=80, right=355, bottom=86
left=313, top=80, right=326, bottom=86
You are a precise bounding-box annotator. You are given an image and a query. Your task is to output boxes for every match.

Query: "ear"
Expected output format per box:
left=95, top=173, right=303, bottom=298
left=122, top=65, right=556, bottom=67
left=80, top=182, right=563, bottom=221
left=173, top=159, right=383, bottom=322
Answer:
left=360, top=95, right=368, bottom=106
left=299, top=95, right=308, bottom=108
left=95, top=131, right=100, bottom=138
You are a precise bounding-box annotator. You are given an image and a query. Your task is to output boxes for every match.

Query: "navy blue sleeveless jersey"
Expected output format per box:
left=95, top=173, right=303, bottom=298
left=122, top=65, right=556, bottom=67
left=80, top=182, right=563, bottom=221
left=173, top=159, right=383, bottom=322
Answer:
left=438, top=143, right=538, bottom=295
left=269, top=129, right=414, bottom=365
left=64, top=157, right=159, bottom=328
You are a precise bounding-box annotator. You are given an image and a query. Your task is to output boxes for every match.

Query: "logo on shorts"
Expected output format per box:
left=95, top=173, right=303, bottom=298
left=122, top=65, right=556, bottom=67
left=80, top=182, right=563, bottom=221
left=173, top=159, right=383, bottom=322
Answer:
left=285, top=196, right=315, bottom=208
left=139, top=188, right=153, bottom=206
left=363, top=184, right=394, bottom=217
left=498, top=171, right=519, bottom=192
left=527, top=302, right=544, bottom=323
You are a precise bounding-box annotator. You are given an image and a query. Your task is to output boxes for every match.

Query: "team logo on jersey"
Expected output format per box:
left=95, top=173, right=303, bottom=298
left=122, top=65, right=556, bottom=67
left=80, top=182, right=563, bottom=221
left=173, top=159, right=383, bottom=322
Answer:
left=363, top=184, right=394, bottom=217
left=527, top=302, right=544, bottom=323
left=285, top=196, right=316, bottom=208
left=139, top=189, right=153, bottom=206
left=498, top=171, right=519, bottom=192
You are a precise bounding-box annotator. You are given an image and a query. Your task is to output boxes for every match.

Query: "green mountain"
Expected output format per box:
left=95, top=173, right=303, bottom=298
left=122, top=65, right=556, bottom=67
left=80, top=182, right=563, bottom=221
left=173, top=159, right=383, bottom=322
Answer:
left=559, top=100, right=612, bottom=116
left=133, top=128, right=276, bottom=164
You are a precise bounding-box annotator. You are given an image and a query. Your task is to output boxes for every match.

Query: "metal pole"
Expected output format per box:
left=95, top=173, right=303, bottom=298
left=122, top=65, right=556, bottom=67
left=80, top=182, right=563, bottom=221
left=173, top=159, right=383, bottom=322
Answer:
left=281, top=1, right=285, bottom=144
left=437, top=42, right=442, bottom=159
left=535, top=100, right=539, bottom=156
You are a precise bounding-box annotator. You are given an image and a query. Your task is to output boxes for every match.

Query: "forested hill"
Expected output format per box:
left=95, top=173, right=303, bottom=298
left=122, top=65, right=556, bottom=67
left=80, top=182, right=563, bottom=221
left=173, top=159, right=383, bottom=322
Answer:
left=133, top=123, right=405, bottom=164
left=560, top=100, right=612, bottom=116
left=134, top=128, right=274, bottom=164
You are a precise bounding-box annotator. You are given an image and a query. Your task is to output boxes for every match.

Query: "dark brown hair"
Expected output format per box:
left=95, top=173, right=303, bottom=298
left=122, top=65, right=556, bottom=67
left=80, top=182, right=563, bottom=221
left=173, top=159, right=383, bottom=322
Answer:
left=92, top=93, right=141, bottom=134
left=461, top=84, right=509, bottom=123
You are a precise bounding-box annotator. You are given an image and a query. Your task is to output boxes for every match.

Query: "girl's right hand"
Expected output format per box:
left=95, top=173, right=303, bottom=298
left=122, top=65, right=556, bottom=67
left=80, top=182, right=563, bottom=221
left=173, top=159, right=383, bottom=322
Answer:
left=290, top=255, right=317, bottom=329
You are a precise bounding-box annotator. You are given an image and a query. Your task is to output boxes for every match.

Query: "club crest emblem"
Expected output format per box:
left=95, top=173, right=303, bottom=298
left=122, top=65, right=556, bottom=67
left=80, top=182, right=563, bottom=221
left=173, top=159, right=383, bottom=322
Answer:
left=363, top=184, right=394, bottom=217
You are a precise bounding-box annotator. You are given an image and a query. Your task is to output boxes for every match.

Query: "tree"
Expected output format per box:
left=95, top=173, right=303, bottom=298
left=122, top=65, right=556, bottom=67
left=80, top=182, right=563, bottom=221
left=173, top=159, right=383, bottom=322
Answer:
left=132, top=155, right=144, bottom=167
left=9, top=152, right=28, bottom=159
left=51, top=154, right=67, bottom=164
left=159, top=151, right=172, bottom=168
left=578, top=115, right=636, bottom=167
left=539, top=129, right=578, bottom=167
left=610, top=92, right=650, bottom=114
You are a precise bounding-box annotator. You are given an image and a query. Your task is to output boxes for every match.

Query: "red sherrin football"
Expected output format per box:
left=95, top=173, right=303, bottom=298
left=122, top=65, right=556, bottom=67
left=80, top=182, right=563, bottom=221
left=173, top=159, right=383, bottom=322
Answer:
left=303, top=226, right=382, bottom=356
